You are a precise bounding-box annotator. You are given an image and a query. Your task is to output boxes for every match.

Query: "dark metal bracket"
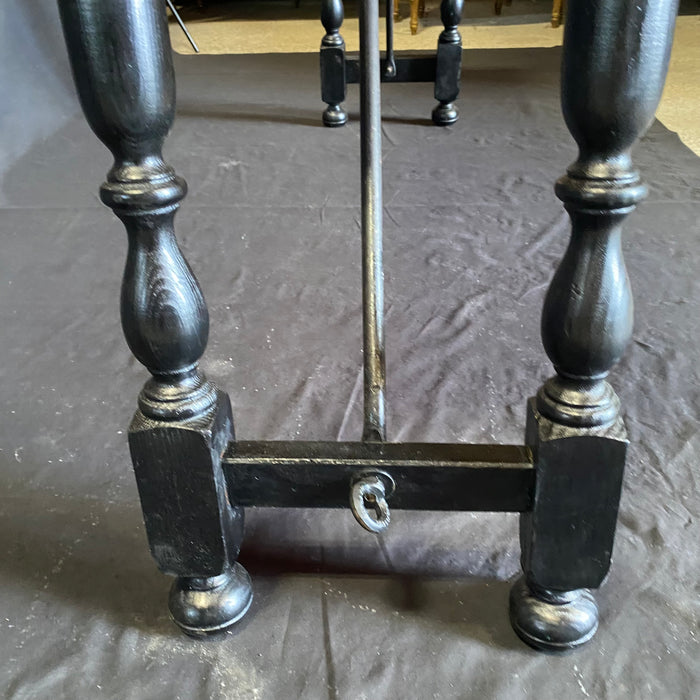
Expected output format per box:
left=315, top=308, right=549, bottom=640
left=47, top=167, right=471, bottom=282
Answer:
left=58, top=0, right=678, bottom=654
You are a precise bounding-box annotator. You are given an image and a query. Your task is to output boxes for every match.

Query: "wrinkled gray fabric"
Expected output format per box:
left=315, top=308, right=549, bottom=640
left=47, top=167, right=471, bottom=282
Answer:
left=1, top=49, right=699, bottom=699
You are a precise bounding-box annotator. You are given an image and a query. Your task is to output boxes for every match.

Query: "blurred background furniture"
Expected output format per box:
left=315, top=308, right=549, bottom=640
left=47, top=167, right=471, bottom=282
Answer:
left=551, top=0, right=564, bottom=27
left=495, top=0, right=564, bottom=27
left=494, top=0, right=512, bottom=17
left=394, top=0, right=426, bottom=35
left=320, top=0, right=464, bottom=126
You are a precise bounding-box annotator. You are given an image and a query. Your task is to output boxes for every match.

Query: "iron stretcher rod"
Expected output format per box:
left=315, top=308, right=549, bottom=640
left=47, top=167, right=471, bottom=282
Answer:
left=359, top=0, right=387, bottom=442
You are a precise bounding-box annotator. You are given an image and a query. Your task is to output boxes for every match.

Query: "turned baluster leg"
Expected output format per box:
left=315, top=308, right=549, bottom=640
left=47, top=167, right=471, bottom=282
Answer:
left=58, top=0, right=252, bottom=637
left=510, top=0, right=678, bottom=651
left=551, top=0, right=564, bottom=28
left=432, top=0, right=463, bottom=126
left=410, top=0, right=420, bottom=35
left=320, top=0, right=348, bottom=127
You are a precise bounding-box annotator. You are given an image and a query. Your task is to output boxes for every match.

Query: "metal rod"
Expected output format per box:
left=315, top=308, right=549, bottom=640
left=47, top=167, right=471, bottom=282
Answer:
left=166, top=0, right=200, bottom=53
left=359, top=0, right=387, bottom=443
left=385, top=0, right=397, bottom=78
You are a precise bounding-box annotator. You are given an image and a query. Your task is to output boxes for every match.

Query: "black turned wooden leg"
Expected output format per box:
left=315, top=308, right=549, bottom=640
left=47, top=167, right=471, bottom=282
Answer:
left=432, top=0, right=463, bottom=126
left=321, top=0, right=348, bottom=127
left=510, top=0, right=678, bottom=652
left=58, top=0, right=252, bottom=637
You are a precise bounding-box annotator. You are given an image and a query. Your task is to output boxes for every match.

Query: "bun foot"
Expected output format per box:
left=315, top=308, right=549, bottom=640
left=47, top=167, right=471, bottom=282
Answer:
left=169, top=562, right=253, bottom=638
left=323, top=104, right=348, bottom=127
left=432, top=102, right=459, bottom=126
left=509, top=576, right=599, bottom=652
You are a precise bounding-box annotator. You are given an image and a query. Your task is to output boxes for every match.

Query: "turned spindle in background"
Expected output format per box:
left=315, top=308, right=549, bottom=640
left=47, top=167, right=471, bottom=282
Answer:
left=510, top=0, right=678, bottom=651
left=320, top=0, right=348, bottom=126
left=58, top=0, right=253, bottom=637
left=432, top=0, right=464, bottom=125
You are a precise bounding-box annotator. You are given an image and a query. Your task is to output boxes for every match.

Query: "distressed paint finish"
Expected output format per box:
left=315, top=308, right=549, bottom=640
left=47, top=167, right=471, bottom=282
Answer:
left=59, top=0, right=678, bottom=648
left=58, top=0, right=252, bottom=637
left=512, top=0, right=679, bottom=651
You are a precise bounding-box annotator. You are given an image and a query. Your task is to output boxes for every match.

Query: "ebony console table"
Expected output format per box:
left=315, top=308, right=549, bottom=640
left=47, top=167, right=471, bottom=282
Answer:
left=58, top=0, right=678, bottom=652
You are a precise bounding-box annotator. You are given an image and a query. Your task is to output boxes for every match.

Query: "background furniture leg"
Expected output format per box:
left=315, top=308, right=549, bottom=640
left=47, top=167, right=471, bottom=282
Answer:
left=58, top=0, right=253, bottom=637
left=410, top=0, right=419, bottom=34
left=510, top=0, right=678, bottom=651
left=432, top=0, right=464, bottom=125
left=321, top=0, right=348, bottom=126
left=551, top=0, right=564, bottom=28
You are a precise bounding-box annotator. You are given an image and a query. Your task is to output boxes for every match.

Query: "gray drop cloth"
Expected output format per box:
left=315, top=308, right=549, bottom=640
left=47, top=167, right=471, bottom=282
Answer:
left=1, top=49, right=699, bottom=699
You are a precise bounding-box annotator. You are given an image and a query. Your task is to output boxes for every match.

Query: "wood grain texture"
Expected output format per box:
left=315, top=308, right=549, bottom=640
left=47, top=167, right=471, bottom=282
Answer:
left=58, top=0, right=247, bottom=589
left=511, top=0, right=678, bottom=652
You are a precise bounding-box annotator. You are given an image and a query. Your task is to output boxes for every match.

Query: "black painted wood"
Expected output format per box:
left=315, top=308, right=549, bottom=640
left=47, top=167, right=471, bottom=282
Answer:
left=511, top=0, right=679, bottom=652
left=541, top=0, right=678, bottom=426
left=432, top=0, right=463, bottom=125
left=130, top=394, right=240, bottom=576
left=58, top=0, right=252, bottom=635
left=224, top=441, right=534, bottom=511
left=521, top=404, right=628, bottom=591
left=58, top=0, right=678, bottom=650
left=320, top=0, right=348, bottom=127
left=320, top=0, right=463, bottom=125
